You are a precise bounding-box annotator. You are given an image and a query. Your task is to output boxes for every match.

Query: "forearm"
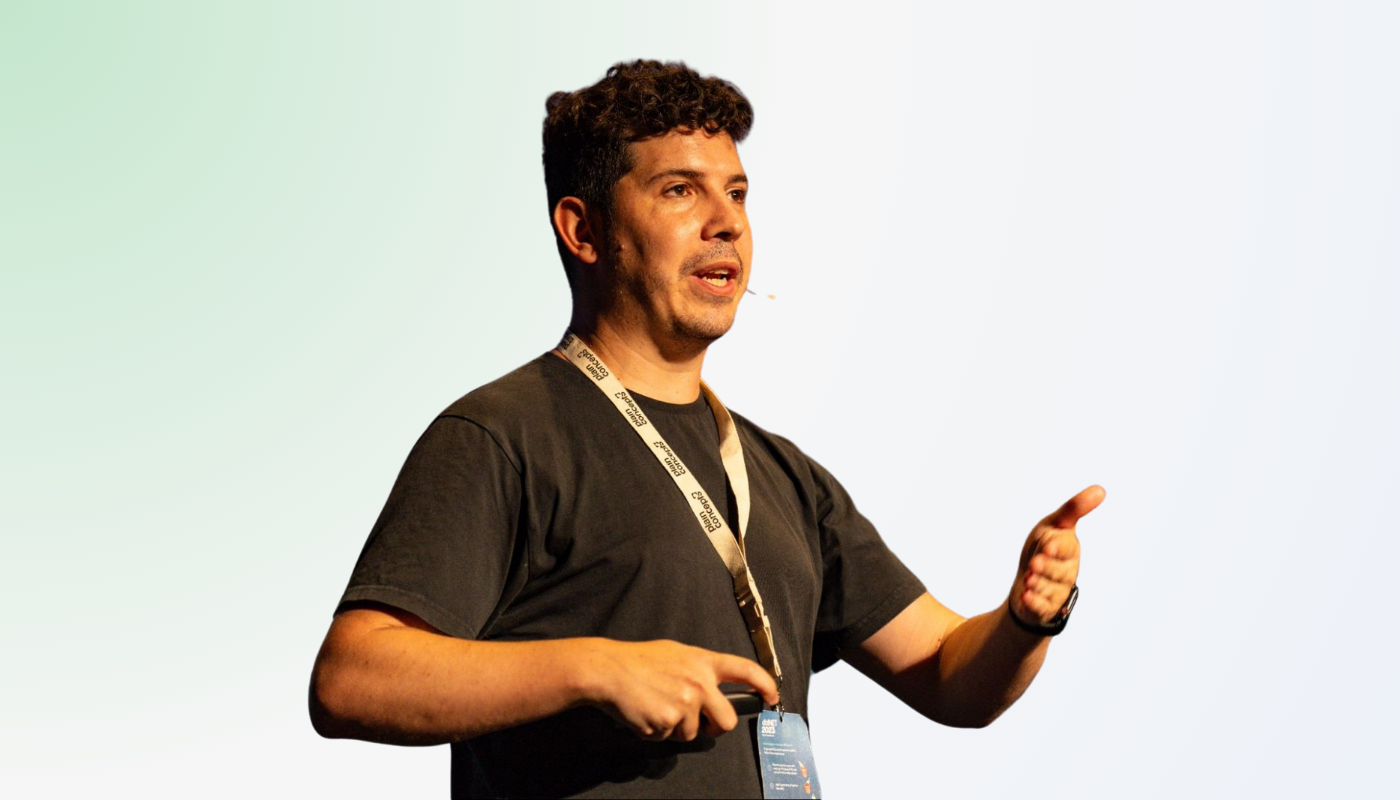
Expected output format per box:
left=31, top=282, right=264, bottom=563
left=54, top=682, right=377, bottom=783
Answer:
left=850, top=488, right=1100, bottom=729
left=310, top=613, right=608, bottom=745
left=922, top=601, right=1050, bottom=727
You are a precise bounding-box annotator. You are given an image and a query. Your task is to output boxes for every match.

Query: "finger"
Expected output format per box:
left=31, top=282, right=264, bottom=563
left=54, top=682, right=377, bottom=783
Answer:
left=667, top=680, right=707, bottom=742
left=1046, top=485, right=1106, bottom=530
left=699, top=684, right=738, bottom=738
left=635, top=718, right=667, bottom=742
left=647, top=705, right=683, bottom=742
left=1021, top=589, right=1056, bottom=622
left=1040, top=529, right=1080, bottom=561
left=1025, top=572, right=1058, bottom=596
left=1029, top=553, right=1078, bottom=583
left=607, top=705, right=656, bottom=739
left=671, top=704, right=701, bottom=742
left=712, top=653, right=780, bottom=707
left=1027, top=575, right=1069, bottom=607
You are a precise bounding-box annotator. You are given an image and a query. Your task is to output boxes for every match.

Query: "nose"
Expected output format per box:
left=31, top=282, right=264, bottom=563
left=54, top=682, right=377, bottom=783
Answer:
left=702, top=192, right=746, bottom=243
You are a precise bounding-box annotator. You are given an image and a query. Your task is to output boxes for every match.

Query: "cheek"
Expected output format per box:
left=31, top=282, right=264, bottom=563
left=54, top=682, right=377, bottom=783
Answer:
left=626, top=228, right=675, bottom=265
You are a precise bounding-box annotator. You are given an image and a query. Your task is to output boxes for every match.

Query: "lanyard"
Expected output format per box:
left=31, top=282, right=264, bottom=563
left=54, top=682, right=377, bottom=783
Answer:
left=558, top=330, right=784, bottom=705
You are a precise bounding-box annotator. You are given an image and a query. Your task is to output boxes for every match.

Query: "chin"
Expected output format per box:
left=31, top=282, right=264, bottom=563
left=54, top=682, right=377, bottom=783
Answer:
left=673, top=313, right=737, bottom=343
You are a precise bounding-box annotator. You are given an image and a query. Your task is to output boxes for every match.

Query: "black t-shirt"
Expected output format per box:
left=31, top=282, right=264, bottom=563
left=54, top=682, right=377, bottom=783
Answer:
left=337, top=353, right=925, bottom=798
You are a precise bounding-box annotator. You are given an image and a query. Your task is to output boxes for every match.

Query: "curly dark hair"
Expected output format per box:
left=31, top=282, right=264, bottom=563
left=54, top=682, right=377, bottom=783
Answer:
left=542, top=60, right=754, bottom=276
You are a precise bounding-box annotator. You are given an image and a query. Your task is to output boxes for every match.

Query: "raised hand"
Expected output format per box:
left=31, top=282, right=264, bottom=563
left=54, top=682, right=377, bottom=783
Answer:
left=1011, top=485, right=1105, bottom=627
left=578, top=638, right=780, bottom=742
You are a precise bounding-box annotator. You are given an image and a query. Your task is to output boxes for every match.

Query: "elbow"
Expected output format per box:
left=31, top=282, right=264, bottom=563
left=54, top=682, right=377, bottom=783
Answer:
left=308, top=660, right=356, bottom=739
left=308, top=688, right=340, bottom=740
left=926, top=702, right=1008, bottom=730
left=941, top=712, right=1000, bottom=730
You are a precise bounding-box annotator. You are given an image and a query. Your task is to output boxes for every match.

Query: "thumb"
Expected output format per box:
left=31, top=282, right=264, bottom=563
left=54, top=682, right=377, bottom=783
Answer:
left=1046, top=485, right=1106, bottom=529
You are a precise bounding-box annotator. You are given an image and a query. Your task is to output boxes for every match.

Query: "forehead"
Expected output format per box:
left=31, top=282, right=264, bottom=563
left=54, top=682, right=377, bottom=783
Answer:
left=623, top=129, right=744, bottom=180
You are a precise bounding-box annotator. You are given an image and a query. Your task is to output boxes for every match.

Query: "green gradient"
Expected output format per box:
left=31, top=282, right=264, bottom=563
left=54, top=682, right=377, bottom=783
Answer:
left=4, top=3, right=1398, bottom=798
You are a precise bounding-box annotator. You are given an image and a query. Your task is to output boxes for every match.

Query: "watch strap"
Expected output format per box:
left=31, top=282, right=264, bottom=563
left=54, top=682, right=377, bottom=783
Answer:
left=1008, top=584, right=1078, bottom=637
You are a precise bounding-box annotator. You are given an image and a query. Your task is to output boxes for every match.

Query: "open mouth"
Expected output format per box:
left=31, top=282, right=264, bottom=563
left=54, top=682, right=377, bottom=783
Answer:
left=692, top=265, right=739, bottom=289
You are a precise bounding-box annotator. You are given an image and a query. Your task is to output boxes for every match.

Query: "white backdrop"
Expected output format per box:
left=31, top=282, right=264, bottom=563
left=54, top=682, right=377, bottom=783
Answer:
left=3, top=1, right=1396, bottom=797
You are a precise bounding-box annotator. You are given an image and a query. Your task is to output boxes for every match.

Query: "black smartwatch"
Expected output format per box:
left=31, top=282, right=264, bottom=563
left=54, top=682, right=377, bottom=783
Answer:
left=1008, top=584, right=1078, bottom=637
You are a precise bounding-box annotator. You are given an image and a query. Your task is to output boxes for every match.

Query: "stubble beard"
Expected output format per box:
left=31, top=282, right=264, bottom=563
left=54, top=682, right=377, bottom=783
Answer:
left=614, top=242, right=744, bottom=347
left=670, top=289, right=737, bottom=343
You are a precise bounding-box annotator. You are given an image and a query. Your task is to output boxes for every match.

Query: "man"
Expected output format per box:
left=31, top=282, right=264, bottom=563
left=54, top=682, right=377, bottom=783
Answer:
left=310, top=60, right=1103, bottom=798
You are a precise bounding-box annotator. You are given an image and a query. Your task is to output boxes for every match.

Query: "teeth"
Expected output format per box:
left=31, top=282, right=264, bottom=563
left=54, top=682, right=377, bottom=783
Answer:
left=702, top=274, right=729, bottom=285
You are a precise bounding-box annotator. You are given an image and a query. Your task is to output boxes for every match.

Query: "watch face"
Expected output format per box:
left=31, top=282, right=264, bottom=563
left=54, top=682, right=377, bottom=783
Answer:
left=1060, top=585, right=1079, bottom=618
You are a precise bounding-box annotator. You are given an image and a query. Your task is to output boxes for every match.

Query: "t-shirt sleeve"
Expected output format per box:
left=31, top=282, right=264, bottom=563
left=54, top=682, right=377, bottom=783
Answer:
left=335, top=415, right=523, bottom=640
left=806, top=453, right=927, bottom=672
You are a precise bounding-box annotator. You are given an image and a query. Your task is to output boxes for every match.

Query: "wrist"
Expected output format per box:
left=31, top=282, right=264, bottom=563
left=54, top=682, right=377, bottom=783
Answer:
left=560, top=637, right=617, bottom=709
left=1004, top=600, right=1050, bottom=639
left=1005, top=585, right=1078, bottom=637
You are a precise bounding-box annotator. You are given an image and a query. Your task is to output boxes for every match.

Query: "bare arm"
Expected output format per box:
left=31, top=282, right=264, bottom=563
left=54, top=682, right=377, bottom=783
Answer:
left=842, top=593, right=1050, bottom=728
left=309, top=604, right=779, bottom=745
left=841, top=486, right=1104, bottom=728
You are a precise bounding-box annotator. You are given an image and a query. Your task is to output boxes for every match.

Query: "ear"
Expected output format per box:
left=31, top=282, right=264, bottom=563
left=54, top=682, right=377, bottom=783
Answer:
left=552, top=196, right=601, bottom=265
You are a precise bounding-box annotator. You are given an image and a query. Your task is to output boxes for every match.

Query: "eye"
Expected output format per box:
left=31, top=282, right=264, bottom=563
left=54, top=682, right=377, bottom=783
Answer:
left=729, top=188, right=747, bottom=203
left=664, top=183, right=690, bottom=197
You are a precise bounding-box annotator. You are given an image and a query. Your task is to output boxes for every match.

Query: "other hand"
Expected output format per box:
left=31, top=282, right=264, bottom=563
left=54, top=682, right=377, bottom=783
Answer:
left=578, top=638, right=779, bottom=742
left=1011, top=485, right=1105, bottom=626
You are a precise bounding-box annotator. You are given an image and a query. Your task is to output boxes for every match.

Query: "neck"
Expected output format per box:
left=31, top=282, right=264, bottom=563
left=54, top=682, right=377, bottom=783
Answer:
left=558, top=315, right=708, bottom=404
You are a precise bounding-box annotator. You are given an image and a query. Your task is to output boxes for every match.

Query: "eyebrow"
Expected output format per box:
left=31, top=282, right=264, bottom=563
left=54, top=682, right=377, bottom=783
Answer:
left=646, top=169, right=748, bottom=186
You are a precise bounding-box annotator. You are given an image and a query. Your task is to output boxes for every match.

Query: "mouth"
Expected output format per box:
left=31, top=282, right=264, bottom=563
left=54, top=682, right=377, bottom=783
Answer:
left=688, top=262, right=742, bottom=296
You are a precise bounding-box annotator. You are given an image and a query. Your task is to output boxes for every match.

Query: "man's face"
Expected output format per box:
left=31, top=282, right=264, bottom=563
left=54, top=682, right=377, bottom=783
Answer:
left=601, top=129, right=752, bottom=345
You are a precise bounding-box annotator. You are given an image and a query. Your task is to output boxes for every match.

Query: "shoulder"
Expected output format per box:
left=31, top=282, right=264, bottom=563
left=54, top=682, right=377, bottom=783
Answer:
left=728, top=408, right=822, bottom=484
left=729, top=408, right=858, bottom=511
left=434, top=353, right=591, bottom=467
left=440, top=354, right=563, bottom=421
left=729, top=408, right=802, bottom=458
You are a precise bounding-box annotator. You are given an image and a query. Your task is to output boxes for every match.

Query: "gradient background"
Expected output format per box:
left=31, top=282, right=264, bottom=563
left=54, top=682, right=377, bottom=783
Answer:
left=3, top=1, right=1396, bottom=797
